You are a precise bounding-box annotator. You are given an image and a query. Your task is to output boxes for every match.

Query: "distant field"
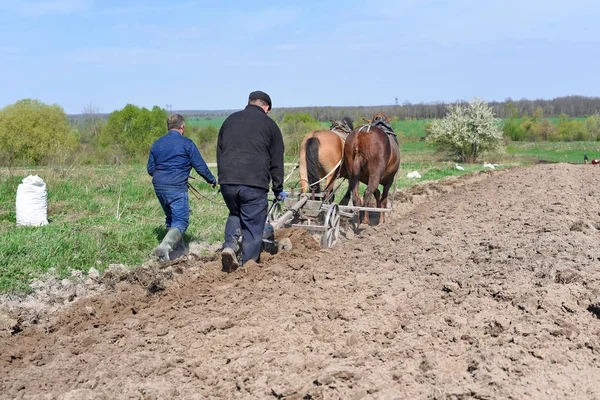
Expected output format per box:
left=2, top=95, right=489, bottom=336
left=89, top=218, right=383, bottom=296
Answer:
left=506, top=141, right=600, bottom=163
left=186, top=116, right=227, bottom=129
left=394, top=119, right=431, bottom=139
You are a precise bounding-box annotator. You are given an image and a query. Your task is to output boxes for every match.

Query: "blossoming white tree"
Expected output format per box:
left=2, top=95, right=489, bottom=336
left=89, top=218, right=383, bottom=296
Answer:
left=427, top=98, right=504, bottom=163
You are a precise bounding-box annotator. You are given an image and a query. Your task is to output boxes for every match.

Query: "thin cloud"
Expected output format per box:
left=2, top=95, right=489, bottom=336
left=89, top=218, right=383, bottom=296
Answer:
left=98, top=2, right=197, bottom=15
left=0, top=46, right=23, bottom=55
left=63, top=47, right=164, bottom=67
left=276, top=44, right=297, bottom=51
left=0, top=0, right=91, bottom=18
left=115, top=23, right=205, bottom=43
left=348, top=0, right=600, bottom=44
left=229, top=7, right=301, bottom=34
left=61, top=46, right=209, bottom=67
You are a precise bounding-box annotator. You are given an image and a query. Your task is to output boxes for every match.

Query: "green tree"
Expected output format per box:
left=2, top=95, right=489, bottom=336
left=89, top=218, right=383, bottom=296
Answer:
left=279, top=112, right=321, bottom=157
left=535, top=119, right=557, bottom=141
left=99, top=104, right=167, bottom=162
left=80, top=102, right=104, bottom=143
left=196, top=125, right=219, bottom=161
left=555, top=116, right=587, bottom=141
left=502, top=102, right=525, bottom=141
left=427, top=98, right=504, bottom=163
left=0, top=99, right=76, bottom=166
left=584, top=115, right=600, bottom=141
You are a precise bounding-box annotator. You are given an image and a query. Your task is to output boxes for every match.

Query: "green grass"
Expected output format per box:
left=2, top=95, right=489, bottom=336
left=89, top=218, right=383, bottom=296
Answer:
left=0, top=165, right=228, bottom=293
left=186, top=116, right=227, bottom=129
left=505, top=141, right=600, bottom=164
left=1, top=140, right=594, bottom=293
left=394, top=119, right=431, bottom=139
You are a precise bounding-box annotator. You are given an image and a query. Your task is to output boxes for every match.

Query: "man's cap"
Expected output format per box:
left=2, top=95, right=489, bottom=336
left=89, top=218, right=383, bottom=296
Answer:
left=249, top=90, right=272, bottom=111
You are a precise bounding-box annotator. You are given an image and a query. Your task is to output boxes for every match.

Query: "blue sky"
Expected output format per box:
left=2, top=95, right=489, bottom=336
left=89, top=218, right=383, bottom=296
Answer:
left=0, top=0, right=599, bottom=114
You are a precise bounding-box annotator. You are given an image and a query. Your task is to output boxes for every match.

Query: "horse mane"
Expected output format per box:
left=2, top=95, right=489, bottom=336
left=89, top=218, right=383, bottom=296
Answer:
left=329, top=118, right=353, bottom=134
left=362, top=112, right=392, bottom=124
left=342, top=116, right=354, bottom=131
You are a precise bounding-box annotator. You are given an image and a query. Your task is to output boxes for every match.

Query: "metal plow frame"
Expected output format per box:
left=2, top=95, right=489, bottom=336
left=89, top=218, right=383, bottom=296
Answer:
left=268, top=192, right=392, bottom=249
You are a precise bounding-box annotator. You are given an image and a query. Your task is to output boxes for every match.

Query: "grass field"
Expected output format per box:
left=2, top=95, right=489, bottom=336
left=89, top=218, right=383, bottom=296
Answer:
left=0, top=166, right=225, bottom=293
left=506, top=141, right=600, bottom=163
left=186, top=116, right=227, bottom=129
left=0, top=141, right=594, bottom=293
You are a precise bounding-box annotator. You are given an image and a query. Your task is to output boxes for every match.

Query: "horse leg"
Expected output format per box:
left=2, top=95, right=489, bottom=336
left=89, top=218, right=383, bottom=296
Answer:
left=372, top=188, right=381, bottom=224
left=378, top=182, right=393, bottom=224
left=349, top=177, right=361, bottom=209
left=340, top=187, right=351, bottom=206
left=361, top=179, right=380, bottom=225
left=324, top=173, right=337, bottom=203
left=298, top=139, right=309, bottom=193
left=373, top=188, right=381, bottom=207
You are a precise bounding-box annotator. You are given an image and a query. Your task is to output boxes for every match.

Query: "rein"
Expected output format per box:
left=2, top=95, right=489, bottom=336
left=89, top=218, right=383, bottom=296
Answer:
left=284, top=162, right=299, bottom=184
left=300, top=156, right=343, bottom=189
left=187, top=176, right=228, bottom=208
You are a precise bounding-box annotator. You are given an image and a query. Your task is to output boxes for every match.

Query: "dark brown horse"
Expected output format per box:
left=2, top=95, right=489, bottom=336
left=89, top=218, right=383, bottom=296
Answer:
left=298, top=117, right=353, bottom=199
left=342, top=112, right=400, bottom=224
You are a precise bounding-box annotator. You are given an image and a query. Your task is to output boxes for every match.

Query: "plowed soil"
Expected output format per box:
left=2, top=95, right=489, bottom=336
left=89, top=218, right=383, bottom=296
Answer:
left=2, top=163, right=600, bottom=399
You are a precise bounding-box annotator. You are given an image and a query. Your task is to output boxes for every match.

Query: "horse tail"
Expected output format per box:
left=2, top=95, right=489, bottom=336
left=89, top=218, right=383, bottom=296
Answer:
left=351, top=134, right=364, bottom=179
left=305, top=137, right=321, bottom=192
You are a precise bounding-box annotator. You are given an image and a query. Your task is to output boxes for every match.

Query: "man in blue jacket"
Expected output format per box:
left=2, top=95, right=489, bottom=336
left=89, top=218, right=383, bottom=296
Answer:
left=147, top=114, right=217, bottom=263
left=217, top=91, right=285, bottom=271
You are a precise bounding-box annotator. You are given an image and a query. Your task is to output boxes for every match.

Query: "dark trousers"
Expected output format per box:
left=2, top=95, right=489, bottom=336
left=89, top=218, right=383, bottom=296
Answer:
left=220, top=184, right=268, bottom=265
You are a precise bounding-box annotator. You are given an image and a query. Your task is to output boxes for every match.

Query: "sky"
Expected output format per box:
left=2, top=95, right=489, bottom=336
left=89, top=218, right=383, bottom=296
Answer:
left=0, top=0, right=599, bottom=114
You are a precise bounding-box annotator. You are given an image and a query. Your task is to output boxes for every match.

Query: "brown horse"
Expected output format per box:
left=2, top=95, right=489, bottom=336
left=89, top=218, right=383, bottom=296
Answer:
left=342, top=112, right=400, bottom=224
left=298, top=117, right=353, bottom=199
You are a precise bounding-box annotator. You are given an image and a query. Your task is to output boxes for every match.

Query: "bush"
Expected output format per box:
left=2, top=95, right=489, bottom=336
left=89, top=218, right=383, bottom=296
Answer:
left=278, top=112, right=321, bottom=157
left=585, top=115, right=600, bottom=140
left=427, top=98, right=504, bottom=163
left=98, top=104, right=167, bottom=162
left=195, top=125, right=218, bottom=162
left=0, top=99, right=77, bottom=166
left=556, top=115, right=588, bottom=141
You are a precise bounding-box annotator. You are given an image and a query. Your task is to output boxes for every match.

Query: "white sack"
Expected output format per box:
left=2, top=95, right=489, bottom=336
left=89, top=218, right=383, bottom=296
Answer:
left=16, top=175, right=49, bottom=226
left=407, top=171, right=422, bottom=179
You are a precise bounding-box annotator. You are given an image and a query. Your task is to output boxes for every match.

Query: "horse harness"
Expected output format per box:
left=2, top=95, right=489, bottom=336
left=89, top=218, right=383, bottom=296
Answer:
left=358, top=119, right=398, bottom=145
left=329, top=119, right=353, bottom=141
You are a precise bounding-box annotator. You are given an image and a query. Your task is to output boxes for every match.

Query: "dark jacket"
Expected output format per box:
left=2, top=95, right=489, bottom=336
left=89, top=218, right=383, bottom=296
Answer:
left=217, top=105, right=284, bottom=192
left=147, top=130, right=216, bottom=192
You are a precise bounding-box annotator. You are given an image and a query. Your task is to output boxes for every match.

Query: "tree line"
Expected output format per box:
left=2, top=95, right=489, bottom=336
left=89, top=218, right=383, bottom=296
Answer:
left=269, top=95, right=600, bottom=122
left=2, top=96, right=600, bottom=167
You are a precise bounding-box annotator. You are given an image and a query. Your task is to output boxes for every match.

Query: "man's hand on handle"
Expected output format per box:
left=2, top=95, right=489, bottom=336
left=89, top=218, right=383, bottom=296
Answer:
left=274, top=190, right=287, bottom=202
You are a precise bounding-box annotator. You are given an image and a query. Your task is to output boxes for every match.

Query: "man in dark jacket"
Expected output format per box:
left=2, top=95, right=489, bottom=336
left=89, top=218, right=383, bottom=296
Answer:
left=217, top=91, right=285, bottom=271
left=148, top=114, right=217, bottom=263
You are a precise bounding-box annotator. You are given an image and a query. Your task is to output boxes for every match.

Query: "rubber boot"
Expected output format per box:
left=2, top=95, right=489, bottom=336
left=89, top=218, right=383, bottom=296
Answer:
left=154, top=228, right=182, bottom=264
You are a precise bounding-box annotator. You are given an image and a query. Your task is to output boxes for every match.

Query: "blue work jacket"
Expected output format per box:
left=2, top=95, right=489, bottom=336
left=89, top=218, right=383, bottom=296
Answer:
left=147, top=130, right=216, bottom=192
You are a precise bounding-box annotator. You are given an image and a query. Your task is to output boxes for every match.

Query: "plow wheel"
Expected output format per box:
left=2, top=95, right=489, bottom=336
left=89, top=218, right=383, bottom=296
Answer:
left=320, top=203, right=340, bottom=248
left=268, top=200, right=284, bottom=223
